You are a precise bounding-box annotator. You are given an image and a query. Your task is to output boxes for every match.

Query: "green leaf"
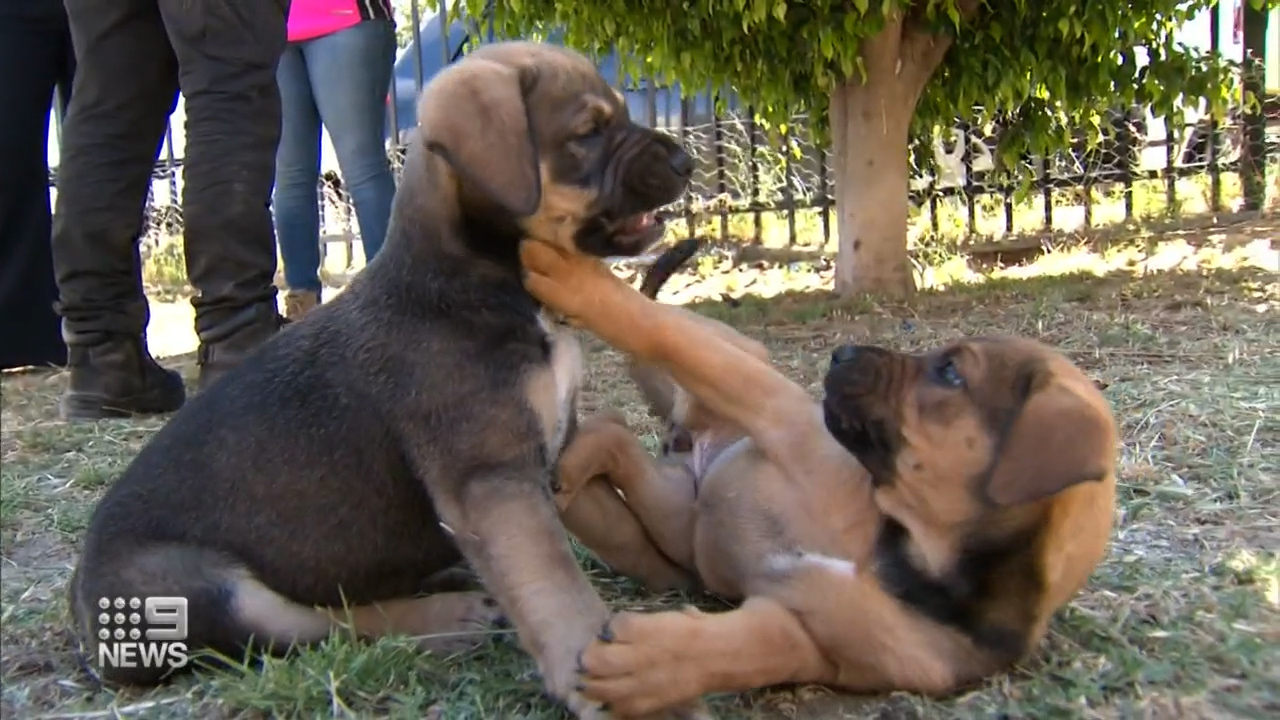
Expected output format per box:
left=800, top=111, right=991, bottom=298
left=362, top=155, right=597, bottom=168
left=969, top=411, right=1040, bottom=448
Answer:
left=479, top=0, right=1245, bottom=202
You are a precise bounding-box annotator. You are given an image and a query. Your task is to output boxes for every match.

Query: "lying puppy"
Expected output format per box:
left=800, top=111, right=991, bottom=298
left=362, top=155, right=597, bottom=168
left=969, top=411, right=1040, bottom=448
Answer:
left=520, top=239, right=1119, bottom=717
left=69, top=41, right=702, bottom=719
left=551, top=237, right=769, bottom=592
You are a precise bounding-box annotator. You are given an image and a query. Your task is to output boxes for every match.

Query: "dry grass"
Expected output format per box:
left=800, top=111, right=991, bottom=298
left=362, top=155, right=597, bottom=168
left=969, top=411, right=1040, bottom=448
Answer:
left=2, top=220, right=1277, bottom=719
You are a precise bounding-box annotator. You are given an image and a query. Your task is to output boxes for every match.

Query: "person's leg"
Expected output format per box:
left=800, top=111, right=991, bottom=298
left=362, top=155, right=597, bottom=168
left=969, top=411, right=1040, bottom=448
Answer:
left=56, top=23, right=76, bottom=112
left=0, top=11, right=69, bottom=370
left=271, top=41, right=325, bottom=318
left=304, top=20, right=397, bottom=265
left=51, top=0, right=186, bottom=418
left=156, top=0, right=289, bottom=390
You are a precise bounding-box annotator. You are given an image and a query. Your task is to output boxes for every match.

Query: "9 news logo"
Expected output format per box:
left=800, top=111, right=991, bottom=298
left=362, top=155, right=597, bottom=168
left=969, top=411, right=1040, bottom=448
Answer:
left=94, top=596, right=190, bottom=671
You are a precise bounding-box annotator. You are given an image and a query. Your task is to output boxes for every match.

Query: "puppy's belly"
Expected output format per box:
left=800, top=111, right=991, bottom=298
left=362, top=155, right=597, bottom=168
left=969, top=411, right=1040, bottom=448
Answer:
left=692, top=442, right=797, bottom=599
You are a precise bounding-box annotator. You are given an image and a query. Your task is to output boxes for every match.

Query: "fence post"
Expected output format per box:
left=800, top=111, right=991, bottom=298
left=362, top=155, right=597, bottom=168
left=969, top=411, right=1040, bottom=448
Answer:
left=1119, top=110, right=1135, bottom=220
left=711, top=84, right=728, bottom=241
left=746, top=107, right=763, bottom=244
left=959, top=121, right=977, bottom=236
left=1209, top=1, right=1223, bottom=211
left=678, top=96, right=695, bottom=239
left=1162, top=114, right=1177, bottom=213
left=818, top=137, right=831, bottom=246
left=781, top=124, right=796, bottom=246
left=1240, top=3, right=1270, bottom=211
left=1041, top=155, right=1054, bottom=231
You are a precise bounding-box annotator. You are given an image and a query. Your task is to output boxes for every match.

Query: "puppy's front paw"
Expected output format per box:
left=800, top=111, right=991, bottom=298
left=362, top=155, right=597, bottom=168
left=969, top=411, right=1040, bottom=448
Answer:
left=577, top=610, right=716, bottom=718
left=520, top=239, right=592, bottom=318
left=519, top=239, right=640, bottom=337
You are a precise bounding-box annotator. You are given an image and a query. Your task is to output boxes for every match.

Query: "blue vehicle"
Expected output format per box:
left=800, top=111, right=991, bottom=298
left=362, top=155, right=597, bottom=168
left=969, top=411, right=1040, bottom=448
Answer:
left=384, top=4, right=728, bottom=146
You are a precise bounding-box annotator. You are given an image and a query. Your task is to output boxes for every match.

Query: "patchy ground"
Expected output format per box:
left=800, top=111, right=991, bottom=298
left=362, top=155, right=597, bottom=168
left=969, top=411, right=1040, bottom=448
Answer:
left=2, top=223, right=1277, bottom=719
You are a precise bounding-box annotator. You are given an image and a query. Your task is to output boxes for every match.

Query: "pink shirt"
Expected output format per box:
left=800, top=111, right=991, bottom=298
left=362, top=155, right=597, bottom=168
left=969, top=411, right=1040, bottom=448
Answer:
left=287, top=0, right=363, bottom=43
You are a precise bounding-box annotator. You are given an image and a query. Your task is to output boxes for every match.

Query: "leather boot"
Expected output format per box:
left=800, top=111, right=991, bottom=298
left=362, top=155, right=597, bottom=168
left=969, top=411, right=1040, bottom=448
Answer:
left=59, top=332, right=186, bottom=421
left=283, top=289, right=320, bottom=320
left=196, top=302, right=287, bottom=392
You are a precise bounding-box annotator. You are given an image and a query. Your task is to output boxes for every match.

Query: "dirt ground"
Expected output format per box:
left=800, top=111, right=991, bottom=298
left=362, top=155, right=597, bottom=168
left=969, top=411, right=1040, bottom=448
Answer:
left=2, top=221, right=1276, bottom=719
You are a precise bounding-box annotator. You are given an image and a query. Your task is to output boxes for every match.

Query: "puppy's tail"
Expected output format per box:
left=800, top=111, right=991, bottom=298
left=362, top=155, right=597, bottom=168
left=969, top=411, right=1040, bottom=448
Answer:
left=630, top=237, right=702, bottom=424
left=640, top=237, right=702, bottom=299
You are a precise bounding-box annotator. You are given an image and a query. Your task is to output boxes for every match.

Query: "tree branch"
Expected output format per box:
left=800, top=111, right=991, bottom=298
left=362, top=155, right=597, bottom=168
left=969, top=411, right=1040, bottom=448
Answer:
left=900, top=0, right=982, bottom=91
left=861, top=9, right=906, bottom=81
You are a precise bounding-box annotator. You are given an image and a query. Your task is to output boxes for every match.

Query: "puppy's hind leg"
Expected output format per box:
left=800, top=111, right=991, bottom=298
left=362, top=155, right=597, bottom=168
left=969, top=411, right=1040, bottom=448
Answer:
left=326, top=592, right=507, bottom=655
left=560, top=476, right=696, bottom=593
left=228, top=576, right=506, bottom=658
left=627, top=362, right=680, bottom=422
left=558, top=414, right=699, bottom=577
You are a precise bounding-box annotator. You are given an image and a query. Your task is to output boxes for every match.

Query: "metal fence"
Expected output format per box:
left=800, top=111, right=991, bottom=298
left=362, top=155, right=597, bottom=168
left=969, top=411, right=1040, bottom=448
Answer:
left=47, top=0, right=1277, bottom=257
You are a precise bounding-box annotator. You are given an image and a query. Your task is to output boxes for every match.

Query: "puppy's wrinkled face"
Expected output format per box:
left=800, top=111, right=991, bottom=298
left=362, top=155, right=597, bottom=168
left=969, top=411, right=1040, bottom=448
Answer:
left=417, top=42, right=692, bottom=261
left=523, top=75, right=691, bottom=258
left=821, top=336, right=1116, bottom=572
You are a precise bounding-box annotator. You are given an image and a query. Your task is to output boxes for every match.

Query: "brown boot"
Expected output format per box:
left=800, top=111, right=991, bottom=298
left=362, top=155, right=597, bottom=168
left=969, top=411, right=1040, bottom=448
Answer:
left=283, top=289, right=320, bottom=320
left=195, top=303, right=287, bottom=392
left=60, top=332, right=186, bottom=421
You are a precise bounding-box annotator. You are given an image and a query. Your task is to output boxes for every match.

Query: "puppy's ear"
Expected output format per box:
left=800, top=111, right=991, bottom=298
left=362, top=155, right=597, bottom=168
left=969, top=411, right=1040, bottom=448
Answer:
left=418, top=59, right=541, bottom=216
left=985, top=368, right=1116, bottom=507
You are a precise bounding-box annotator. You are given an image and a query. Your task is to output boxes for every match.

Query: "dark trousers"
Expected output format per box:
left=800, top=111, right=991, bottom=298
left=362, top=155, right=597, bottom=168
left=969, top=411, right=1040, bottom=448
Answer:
left=52, top=0, right=289, bottom=340
left=0, top=9, right=75, bottom=370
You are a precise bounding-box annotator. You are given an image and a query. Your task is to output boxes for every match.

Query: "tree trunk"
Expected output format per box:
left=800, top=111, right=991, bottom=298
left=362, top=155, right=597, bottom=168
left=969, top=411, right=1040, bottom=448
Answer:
left=830, top=77, right=917, bottom=298
left=829, top=17, right=962, bottom=299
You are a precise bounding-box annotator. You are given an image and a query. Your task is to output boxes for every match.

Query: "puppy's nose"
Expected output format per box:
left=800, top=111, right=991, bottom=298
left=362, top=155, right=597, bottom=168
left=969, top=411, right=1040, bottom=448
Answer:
left=669, top=148, right=694, bottom=177
left=831, top=344, right=860, bottom=366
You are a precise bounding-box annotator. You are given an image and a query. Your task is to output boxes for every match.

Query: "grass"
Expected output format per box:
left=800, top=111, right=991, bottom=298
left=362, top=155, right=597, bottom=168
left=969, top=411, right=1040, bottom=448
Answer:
left=3, top=218, right=1278, bottom=719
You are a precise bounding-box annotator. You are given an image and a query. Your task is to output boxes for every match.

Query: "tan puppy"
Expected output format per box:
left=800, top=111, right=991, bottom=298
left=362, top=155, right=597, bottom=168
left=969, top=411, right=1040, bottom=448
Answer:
left=520, top=239, right=1118, bottom=717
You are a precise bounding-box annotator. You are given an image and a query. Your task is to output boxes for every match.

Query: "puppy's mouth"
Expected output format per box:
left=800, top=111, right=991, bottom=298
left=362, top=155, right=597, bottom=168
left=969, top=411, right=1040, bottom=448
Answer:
left=609, top=211, right=666, bottom=252
left=823, top=397, right=870, bottom=450
left=822, top=396, right=897, bottom=487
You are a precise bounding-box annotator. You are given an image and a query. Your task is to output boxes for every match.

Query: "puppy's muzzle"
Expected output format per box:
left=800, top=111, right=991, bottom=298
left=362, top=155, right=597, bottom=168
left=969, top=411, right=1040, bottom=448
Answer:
left=825, top=344, right=898, bottom=397
left=574, top=127, right=691, bottom=259
left=823, top=344, right=904, bottom=478
left=830, top=344, right=861, bottom=367
left=604, top=129, right=693, bottom=234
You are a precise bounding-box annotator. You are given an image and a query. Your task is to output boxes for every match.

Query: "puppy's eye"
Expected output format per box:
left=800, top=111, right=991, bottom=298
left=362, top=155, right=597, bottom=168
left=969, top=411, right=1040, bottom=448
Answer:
left=577, top=125, right=603, bottom=142
left=932, top=356, right=965, bottom=388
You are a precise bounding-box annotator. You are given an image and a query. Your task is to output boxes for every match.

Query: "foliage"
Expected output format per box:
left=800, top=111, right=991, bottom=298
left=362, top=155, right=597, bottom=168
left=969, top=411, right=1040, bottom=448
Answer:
left=420, top=0, right=1274, bottom=182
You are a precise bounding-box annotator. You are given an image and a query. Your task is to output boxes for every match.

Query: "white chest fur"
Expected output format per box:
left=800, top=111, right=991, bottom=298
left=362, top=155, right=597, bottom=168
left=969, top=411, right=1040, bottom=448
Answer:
left=532, top=311, right=584, bottom=459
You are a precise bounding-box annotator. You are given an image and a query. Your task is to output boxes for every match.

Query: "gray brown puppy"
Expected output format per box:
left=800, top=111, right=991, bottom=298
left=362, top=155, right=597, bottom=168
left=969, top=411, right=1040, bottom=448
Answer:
left=521, top=239, right=1118, bottom=717
left=69, top=42, right=701, bottom=719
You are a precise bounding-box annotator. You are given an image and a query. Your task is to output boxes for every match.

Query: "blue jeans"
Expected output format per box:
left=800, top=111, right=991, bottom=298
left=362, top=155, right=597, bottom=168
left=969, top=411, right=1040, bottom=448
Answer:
left=272, top=19, right=395, bottom=294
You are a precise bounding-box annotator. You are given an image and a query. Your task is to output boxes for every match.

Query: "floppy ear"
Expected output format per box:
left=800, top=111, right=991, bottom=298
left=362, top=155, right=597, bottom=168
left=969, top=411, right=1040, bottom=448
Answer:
left=985, top=369, right=1116, bottom=507
left=418, top=59, right=541, bottom=217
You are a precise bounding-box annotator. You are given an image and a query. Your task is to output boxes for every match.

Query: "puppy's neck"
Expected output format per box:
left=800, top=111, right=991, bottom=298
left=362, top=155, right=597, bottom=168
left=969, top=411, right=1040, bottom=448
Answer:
left=366, top=147, right=552, bottom=322
left=381, top=162, right=523, bottom=270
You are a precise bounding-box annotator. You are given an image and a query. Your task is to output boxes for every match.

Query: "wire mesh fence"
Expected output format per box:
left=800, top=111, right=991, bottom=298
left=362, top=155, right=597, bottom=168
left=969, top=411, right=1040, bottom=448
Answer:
left=44, top=0, right=1277, bottom=266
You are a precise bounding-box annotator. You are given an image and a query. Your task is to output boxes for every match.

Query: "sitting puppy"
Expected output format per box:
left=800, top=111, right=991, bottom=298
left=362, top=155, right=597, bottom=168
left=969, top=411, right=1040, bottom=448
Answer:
left=68, top=42, right=704, bottom=720
left=519, top=238, right=1119, bottom=717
